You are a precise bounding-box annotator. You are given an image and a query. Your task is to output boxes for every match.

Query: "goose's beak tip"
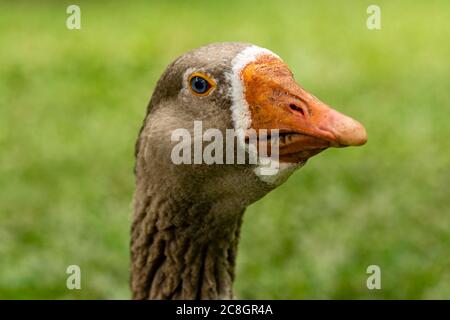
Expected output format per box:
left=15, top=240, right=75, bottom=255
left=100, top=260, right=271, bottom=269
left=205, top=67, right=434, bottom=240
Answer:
left=333, top=118, right=368, bottom=147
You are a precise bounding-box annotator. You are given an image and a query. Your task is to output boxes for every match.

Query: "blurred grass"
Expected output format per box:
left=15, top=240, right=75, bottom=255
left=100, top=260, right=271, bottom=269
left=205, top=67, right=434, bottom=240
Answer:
left=0, top=0, right=449, bottom=299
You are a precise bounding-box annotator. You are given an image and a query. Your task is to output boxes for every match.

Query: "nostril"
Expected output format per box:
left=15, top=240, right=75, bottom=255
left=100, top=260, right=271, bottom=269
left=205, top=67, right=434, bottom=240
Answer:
left=289, top=104, right=305, bottom=116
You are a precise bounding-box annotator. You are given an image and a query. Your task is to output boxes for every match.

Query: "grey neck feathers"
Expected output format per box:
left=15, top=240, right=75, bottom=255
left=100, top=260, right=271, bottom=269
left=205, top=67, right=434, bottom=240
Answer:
left=131, top=184, right=244, bottom=299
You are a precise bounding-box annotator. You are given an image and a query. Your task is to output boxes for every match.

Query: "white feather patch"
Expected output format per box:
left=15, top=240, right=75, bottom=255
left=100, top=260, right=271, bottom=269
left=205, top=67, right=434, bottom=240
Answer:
left=255, top=160, right=303, bottom=185
left=226, top=45, right=280, bottom=134
left=227, top=46, right=299, bottom=185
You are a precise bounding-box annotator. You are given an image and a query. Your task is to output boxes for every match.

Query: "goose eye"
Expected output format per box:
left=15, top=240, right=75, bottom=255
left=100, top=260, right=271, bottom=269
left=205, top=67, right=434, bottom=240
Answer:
left=190, top=76, right=210, bottom=94
left=188, top=73, right=215, bottom=96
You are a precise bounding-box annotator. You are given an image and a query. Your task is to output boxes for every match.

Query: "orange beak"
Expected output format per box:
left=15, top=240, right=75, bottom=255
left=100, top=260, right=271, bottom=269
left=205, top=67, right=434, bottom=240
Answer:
left=242, top=55, right=367, bottom=163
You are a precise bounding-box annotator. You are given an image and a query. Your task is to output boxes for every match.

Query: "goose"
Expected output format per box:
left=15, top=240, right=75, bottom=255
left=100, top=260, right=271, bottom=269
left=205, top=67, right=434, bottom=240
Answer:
left=131, top=42, right=367, bottom=300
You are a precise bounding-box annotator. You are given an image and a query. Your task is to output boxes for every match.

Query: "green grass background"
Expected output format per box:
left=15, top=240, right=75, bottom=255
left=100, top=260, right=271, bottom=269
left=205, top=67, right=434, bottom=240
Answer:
left=0, top=0, right=449, bottom=299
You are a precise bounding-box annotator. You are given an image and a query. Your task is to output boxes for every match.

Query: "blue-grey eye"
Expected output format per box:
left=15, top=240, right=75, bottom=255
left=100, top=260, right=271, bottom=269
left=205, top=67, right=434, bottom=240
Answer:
left=190, top=76, right=211, bottom=95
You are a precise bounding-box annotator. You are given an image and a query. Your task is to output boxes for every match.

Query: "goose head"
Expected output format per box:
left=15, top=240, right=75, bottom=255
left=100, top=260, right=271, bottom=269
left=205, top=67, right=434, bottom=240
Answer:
left=135, top=42, right=367, bottom=208
left=132, top=42, right=368, bottom=299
